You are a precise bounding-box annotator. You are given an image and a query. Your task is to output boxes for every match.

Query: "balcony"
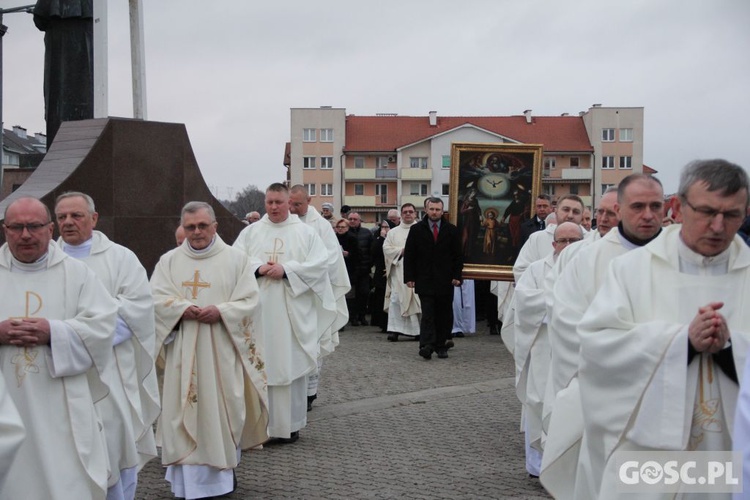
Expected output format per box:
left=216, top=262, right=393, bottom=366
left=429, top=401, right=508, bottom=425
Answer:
left=344, top=169, right=377, bottom=180
left=376, top=169, right=398, bottom=179
left=401, top=168, right=432, bottom=180
left=344, top=195, right=376, bottom=207
left=401, top=194, right=428, bottom=206
left=561, top=168, right=593, bottom=180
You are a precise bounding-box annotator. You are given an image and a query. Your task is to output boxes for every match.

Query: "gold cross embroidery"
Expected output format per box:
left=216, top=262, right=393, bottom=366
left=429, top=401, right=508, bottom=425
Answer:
left=182, top=270, right=211, bottom=300
left=9, top=291, right=43, bottom=387
left=265, top=238, right=284, bottom=263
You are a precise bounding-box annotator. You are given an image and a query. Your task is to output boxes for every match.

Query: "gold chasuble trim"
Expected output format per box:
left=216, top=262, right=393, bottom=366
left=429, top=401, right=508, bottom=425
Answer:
left=9, top=291, right=44, bottom=387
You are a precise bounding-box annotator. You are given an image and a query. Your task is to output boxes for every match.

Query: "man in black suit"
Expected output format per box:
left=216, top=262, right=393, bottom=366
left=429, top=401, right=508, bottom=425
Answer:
left=404, top=197, right=463, bottom=360
left=519, top=194, right=553, bottom=247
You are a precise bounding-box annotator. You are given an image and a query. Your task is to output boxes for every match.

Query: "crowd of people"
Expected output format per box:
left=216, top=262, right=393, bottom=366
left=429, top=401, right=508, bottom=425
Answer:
left=2, top=157, right=748, bottom=499
left=506, top=159, right=750, bottom=499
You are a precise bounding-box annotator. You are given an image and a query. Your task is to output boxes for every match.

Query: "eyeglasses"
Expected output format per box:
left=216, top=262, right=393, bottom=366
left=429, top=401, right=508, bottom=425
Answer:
left=554, top=237, right=582, bottom=244
left=682, top=198, right=745, bottom=223
left=183, top=223, right=214, bottom=232
left=401, top=210, right=415, bottom=214
left=335, top=225, right=348, bottom=229
left=4, top=222, right=51, bottom=234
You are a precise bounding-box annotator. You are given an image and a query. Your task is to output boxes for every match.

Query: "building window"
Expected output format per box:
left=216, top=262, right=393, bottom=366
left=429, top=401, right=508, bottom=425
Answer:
left=544, top=157, right=556, bottom=170
left=377, top=157, right=390, bottom=169
left=303, top=156, right=316, bottom=169
left=303, top=128, right=316, bottom=142
left=442, top=183, right=450, bottom=195
left=570, top=157, right=580, bottom=168
left=321, top=184, right=333, bottom=196
left=602, top=128, right=615, bottom=142
left=619, top=156, right=632, bottom=169
left=442, top=155, right=451, bottom=168
left=320, top=128, right=334, bottom=142
left=410, top=157, right=428, bottom=169
left=321, top=156, right=333, bottom=169
left=410, top=183, right=427, bottom=196
left=3, top=152, right=20, bottom=166
left=354, top=184, right=364, bottom=196
left=304, top=183, right=316, bottom=196
left=569, top=184, right=579, bottom=195
left=602, top=156, right=615, bottom=169
left=376, top=184, right=388, bottom=203
left=354, top=157, right=365, bottom=169
left=602, top=183, right=615, bottom=194
left=619, top=128, right=633, bottom=142
left=543, top=184, right=555, bottom=196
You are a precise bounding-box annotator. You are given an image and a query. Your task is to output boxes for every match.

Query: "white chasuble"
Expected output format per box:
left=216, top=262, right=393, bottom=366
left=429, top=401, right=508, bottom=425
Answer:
left=151, top=236, right=269, bottom=469
left=383, top=222, right=421, bottom=336
left=299, top=206, right=350, bottom=355
left=233, top=214, right=336, bottom=387
left=575, top=226, right=750, bottom=500
left=62, top=230, right=160, bottom=478
left=0, top=242, right=117, bottom=500
left=514, top=254, right=553, bottom=452
left=0, top=370, right=24, bottom=491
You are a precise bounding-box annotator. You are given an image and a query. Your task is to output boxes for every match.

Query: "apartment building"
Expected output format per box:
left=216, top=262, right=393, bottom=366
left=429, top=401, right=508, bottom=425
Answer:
left=287, top=105, right=647, bottom=226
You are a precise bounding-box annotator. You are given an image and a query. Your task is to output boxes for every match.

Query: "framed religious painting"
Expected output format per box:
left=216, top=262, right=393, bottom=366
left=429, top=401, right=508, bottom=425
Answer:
left=449, top=142, right=544, bottom=281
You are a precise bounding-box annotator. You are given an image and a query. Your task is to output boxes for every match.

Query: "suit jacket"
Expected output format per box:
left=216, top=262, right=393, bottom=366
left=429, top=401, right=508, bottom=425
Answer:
left=403, top=217, right=463, bottom=296
left=519, top=217, right=545, bottom=247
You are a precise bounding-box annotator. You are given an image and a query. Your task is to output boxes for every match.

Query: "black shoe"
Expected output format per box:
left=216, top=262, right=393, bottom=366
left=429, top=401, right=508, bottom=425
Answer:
left=445, top=339, right=455, bottom=349
left=266, top=431, right=299, bottom=445
left=437, top=350, right=448, bottom=359
left=489, top=324, right=499, bottom=335
left=307, top=394, right=317, bottom=411
left=387, top=333, right=399, bottom=342
left=419, top=347, right=432, bottom=360
left=529, top=473, right=539, bottom=479
left=454, top=331, right=465, bottom=338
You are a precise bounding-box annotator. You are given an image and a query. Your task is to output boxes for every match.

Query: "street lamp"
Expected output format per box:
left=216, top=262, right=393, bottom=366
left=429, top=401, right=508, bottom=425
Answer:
left=0, top=4, right=35, bottom=201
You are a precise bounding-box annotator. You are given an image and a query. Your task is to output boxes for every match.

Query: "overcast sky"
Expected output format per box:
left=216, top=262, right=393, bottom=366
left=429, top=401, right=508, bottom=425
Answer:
left=2, top=0, right=748, bottom=199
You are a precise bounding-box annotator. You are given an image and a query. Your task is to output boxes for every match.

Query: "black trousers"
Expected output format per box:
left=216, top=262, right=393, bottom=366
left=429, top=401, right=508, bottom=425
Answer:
left=418, top=294, right=454, bottom=352
left=352, top=271, right=371, bottom=320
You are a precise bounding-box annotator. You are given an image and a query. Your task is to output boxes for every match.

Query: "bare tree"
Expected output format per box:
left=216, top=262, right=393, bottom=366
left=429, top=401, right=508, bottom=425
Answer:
left=220, top=185, right=266, bottom=218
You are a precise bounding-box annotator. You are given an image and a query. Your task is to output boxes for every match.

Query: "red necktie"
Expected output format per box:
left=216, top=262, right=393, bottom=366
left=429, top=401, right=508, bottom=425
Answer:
left=433, top=223, right=439, bottom=242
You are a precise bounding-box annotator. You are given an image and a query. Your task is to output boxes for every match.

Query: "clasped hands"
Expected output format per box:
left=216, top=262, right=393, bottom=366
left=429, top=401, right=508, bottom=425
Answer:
left=0, top=318, right=51, bottom=347
left=182, top=305, right=221, bottom=324
left=688, top=302, right=730, bottom=354
left=258, top=261, right=285, bottom=280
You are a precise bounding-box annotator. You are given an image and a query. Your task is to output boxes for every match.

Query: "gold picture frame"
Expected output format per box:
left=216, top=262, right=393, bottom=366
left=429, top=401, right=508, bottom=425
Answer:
left=449, top=142, right=544, bottom=281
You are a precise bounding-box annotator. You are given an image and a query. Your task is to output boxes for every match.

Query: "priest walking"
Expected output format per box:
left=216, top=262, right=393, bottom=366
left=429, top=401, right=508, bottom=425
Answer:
left=151, top=201, right=269, bottom=499
left=234, top=184, right=336, bottom=443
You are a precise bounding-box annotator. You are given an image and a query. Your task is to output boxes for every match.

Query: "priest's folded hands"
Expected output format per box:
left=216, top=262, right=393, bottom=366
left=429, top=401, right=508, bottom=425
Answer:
left=688, top=301, right=730, bottom=354
left=0, top=317, right=52, bottom=347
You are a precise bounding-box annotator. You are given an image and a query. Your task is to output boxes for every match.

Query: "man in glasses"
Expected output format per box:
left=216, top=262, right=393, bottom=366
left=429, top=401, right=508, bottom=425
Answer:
left=0, top=197, right=117, bottom=499
left=513, top=222, right=583, bottom=478
left=542, top=174, right=665, bottom=497
left=570, top=161, right=750, bottom=499
left=55, top=191, right=159, bottom=500
left=152, top=201, right=269, bottom=499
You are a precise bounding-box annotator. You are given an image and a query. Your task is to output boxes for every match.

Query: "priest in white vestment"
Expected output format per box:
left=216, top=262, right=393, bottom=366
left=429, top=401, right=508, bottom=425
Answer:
left=576, top=161, right=750, bottom=500
left=515, top=222, right=583, bottom=477
left=541, top=175, right=664, bottom=499
left=234, top=184, right=336, bottom=443
left=55, top=192, right=160, bottom=500
left=383, top=203, right=421, bottom=341
left=289, top=185, right=350, bottom=411
left=152, top=202, right=269, bottom=499
left=0, top=197, right=117, bottom=500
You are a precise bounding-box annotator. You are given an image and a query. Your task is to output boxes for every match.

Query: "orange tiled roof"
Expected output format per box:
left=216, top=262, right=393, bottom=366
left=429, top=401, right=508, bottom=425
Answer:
left=643, top=164, right=657, bottom=174
left=344, top=115, right=593, bottom=153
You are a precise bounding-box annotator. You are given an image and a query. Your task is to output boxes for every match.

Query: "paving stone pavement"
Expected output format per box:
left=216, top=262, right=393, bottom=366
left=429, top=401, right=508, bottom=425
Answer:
left=136, top=322, right=551, bottom=499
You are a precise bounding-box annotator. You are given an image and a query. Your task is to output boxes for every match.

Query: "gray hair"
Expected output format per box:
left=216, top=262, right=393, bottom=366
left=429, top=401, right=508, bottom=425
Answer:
left=677, top=159, right=749, bottom=205
left=55, top=191, right=96, bottom=213
left=181, top=201, right=215, bottom=223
